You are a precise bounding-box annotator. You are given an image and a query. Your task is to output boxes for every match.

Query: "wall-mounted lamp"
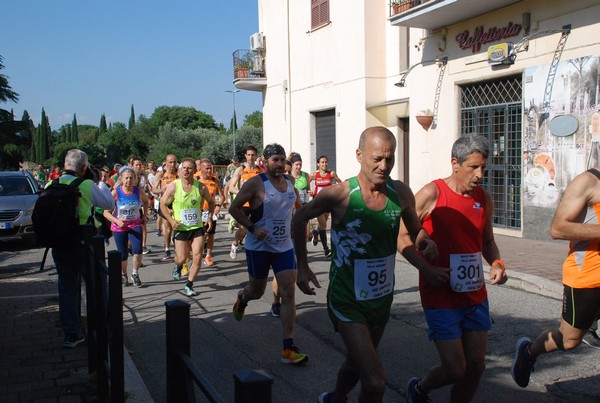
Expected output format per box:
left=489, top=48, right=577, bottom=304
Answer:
left=510, top=24, right=571, bottom=60
left=394, top=56, right=448, bottom=87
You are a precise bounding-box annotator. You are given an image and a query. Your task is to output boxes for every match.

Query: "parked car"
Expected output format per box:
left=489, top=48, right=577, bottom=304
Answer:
left=0, top=170, right=40, bottom=245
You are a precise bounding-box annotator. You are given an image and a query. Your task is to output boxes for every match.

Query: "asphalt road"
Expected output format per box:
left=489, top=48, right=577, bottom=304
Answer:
left=2, top=219, right=600, bottom=402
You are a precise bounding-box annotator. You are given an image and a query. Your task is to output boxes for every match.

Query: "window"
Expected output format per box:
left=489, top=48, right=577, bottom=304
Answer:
left=311, top=0, right=330, bottom=30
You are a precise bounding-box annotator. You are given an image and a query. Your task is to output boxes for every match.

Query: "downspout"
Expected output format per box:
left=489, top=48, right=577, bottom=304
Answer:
left=286, top=0, right=292, bottom=151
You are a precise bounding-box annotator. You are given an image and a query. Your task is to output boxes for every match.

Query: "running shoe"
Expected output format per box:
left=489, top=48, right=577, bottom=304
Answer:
left=162, top=250, right=172, bottom=261
left=324, top=248, right=332, bottom=258
left=157, top=229, right=162, bottom=237
left=312, top=230, right=319, bottom=246
left=63, top=332, right=86, bottom=348
left=232, top=291, right=247, bottom=321
left=230, top=243, right=238, bottom=260
left=582, top=329, right=600, bottom=349
left=131, top=273, right=142, bottom=287
left=406, top=377, right=430, bottom=403
left=142, top=246, right=151, bottom=255
left=511, top=337, right=536, bottom=388
left=270, top=302, right=281, bottom=317
left=204, top=256, right=215, bottom=267
left=228, top=218, right=236, bottom=234
left=181, top=263, right=189, bottom=276
left=122, top=275, right=130, bottom=287
left=172, top=265, right=182, bottom=281
left=280, top=345, right=308, bottom=364
left=184, top=285, right=197, bottom=297
left=128, top=246, right=133, bottom=256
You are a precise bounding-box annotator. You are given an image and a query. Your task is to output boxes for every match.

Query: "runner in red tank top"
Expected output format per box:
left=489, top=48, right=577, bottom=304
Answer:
left=310, top=155, right=342, bottom=257
left=399, top=134, right=507, bottom=403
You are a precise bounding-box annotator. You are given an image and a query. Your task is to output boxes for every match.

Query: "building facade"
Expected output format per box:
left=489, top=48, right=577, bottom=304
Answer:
left=234, top=0, right=600, bottom=240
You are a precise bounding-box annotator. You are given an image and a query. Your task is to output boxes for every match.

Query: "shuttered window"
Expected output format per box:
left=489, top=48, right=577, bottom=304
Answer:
left=311, top=0, right=330, bottom=30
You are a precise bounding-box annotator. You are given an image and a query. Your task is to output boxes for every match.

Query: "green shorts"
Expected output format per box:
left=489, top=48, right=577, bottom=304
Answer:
left=326, top=294, right=391, bottom=332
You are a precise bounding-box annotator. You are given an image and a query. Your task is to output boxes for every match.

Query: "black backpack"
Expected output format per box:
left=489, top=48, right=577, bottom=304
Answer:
left=32, top=177, right=85, bottom=248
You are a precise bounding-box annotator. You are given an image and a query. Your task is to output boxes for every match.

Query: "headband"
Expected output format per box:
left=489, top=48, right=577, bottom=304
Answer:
left=263, top=144, right=286, bottom=160
left=119, top=166, right=138, bottom=182
left=290, top=153, right=302, bottom=164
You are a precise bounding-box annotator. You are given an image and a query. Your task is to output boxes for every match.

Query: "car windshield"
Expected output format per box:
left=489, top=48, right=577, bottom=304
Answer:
left=0, top=177, right=36, bottom=196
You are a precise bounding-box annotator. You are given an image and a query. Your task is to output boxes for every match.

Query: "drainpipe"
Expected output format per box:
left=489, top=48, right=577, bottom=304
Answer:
left=286, top=0, right=292, bottom=151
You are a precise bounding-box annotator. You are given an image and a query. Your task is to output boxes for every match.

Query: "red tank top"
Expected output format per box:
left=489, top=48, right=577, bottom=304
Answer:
left=314, top=171, right=333, bottom=196
left=420, top=179, right=488, bottom=308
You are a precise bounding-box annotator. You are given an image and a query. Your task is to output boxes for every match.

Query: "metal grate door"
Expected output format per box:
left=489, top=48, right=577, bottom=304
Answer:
left=460, top=76, right=522, bottom=229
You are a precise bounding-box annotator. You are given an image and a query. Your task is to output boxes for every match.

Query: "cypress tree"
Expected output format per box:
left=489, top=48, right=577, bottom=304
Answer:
left=100, top=113, right=107, bottom=132
left=29, top=126, right=38, bottom=163
left=72, top=114, right=79, bottom=143
left=38, top=109, right=49, bottom=162
left=128, top=105, right=135, bottom=130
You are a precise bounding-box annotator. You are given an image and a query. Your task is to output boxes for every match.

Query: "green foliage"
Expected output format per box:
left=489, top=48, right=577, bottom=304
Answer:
left=98, top=122, right=130, bottom=165
left=234, top=125, right=263, bottom=161
left=0, top=55, right=19, bottom=103
left=151, top=106, right=218, bottom=131
left=71, top=114, right=79, bottom=143
left=129, top=105, right=135, bottom=130
left=244, top=111, right=262, bottom=128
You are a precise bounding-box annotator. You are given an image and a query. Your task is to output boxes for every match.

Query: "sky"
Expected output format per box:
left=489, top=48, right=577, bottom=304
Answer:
left=2, top=1, right=263, bottom=129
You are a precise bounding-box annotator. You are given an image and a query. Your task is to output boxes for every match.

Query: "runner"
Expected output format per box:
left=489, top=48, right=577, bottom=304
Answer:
left=160, top=158, right=214, bottom=297
left=292, top=127, right=439, bottom=402
left=230, top=143, right=308, bottom=364
left=153, top=154, right=178, bottom=261
left=310, top=155, right=342, bottom=257
left=131, top=157, right=151, bottom=255
left=103, top=166, right=148, bottom=287
left=401, top=134, right=508, bottom=403
left=512, top=166, right=600, bottom=387
left=225, top=146, right=261, bottom=260
left=197, top=159, right=225, bottom=267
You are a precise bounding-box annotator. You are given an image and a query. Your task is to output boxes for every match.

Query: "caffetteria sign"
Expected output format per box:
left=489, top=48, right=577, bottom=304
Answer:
left=487, top=43, right=514, bottom=65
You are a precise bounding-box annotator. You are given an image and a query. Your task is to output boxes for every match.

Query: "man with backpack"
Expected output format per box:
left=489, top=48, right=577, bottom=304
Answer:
left=34, top=149, right=113, bottom=348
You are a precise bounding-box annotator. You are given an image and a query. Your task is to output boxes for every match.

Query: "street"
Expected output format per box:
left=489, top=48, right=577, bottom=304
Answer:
left=2, top=219, right=600, bottom=402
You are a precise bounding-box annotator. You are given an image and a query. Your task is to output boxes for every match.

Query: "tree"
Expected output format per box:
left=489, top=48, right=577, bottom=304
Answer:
left=129, top=105, right=136, bottom=130
left=229, top=110, right=238, bottom=133
left=71, top=114, right=79, bottom=143
left=0, top=55, right=27, bottom=169
left=244, top=111, right=263, bottom=128
left=151, top=106, right=218, bottom=131
left=0, top=55, right=18, bottom=103
left=99, top=114, right=108, bottom=132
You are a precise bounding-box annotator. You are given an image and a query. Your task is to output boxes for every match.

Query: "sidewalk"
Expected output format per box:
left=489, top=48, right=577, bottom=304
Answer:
left=0, top=244, right=151, bottom=403
left=0, top=226, right=571, bottom=402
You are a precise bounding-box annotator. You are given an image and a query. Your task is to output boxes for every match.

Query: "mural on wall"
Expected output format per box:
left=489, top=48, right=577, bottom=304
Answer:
left=523, top=55, right=600, bottom=208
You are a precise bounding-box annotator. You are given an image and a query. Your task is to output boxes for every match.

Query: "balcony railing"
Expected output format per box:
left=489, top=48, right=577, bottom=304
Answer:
left=389, top=0, right=426, bottom=17
left=232, top=49, right=267, bottom=92
left=389, top=0, right=522, bottom=30
left=232, top=49, right=265, bottom=80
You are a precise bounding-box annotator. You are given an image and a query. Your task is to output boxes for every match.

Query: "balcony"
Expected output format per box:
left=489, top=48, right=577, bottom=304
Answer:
left=232, top=49, right=267, bottom=92
left=389, top=0, right=522, bottom=30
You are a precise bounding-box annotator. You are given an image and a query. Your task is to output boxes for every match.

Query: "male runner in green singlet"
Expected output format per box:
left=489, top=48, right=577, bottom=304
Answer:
left=292, top=127, right=441, bottom=403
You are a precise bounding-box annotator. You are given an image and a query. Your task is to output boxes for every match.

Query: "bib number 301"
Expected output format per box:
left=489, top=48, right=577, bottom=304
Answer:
left=450, top=252, right=483, bottom=292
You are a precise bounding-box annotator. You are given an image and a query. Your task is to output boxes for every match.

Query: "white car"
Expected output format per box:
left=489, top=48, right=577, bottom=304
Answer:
left=0, top=170, right=40, bottom=245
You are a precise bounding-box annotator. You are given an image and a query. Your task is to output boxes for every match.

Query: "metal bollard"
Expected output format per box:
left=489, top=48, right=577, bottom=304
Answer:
left=234, top=369, right=273, bottom=403
left=166, top=300, right=191, bottom=403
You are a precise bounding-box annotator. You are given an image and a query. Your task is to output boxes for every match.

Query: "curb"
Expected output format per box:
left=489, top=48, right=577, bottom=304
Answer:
left=124, top=346, right=154, bottom=402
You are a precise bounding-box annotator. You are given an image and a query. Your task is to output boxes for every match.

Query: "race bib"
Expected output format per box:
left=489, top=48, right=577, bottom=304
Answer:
left=450, top=252, right=484, bottom=292
left=353, top=255, right=395, bottom=301
left=202, top=210, right=210, bottom=222
left=118, top=206, right=139, bottom=221
left=180, top=208, right=200, bottom=227
left=264, top=218, right=288, bottom=245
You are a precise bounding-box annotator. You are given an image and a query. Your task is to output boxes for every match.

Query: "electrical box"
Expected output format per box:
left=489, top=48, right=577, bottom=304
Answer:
left=250, top=32, right=265, bottom=51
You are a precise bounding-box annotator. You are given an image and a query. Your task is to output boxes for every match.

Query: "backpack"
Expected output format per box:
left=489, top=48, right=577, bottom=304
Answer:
left=32, top=177, right=85, bottom=248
